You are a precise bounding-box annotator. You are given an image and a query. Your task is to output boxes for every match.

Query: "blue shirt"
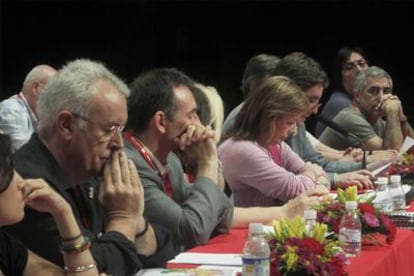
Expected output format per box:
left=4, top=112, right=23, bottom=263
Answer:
left=315, top=90, right=353, bottom=138
left=0, top=93, right=37, bottom=151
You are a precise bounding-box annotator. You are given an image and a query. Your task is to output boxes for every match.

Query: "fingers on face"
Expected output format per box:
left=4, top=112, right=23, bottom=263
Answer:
left=22, top=179, right=48, bottom=198
left=103, top=155, right=114, bottom=189
left=119, top=152, right=131, bottom=187
left=108, top=151, right=134, bottom=188
left=188, top=124, right=215, bottom=142
left=128, top=159, right=142, bottom=191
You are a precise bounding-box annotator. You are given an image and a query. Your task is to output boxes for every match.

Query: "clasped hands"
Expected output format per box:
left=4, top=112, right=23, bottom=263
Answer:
left=98, top=151, right=144, bottom=223
left=174, top=123, right=217, bottom=167
left=377, top=94, right=407, bottom=122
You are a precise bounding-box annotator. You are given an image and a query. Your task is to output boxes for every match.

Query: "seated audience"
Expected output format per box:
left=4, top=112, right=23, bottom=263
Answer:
left=222, top=51, right=396, bottom=178
left=0, top=133, right=98, bottom=275
left=4, top=59, right=175, bottom=275
left=319, top=66, right=414, bottom=151
left=124, top=68, right=234, bottom=253
left=274, top=52, right=378, bottom=189
left=219, top=75, right=329, bottom=207
left=315, top=47, right=369, bottom=137
left=0, top=64, right=57, bottom=152
left=194, top=83, right=329, bottom=227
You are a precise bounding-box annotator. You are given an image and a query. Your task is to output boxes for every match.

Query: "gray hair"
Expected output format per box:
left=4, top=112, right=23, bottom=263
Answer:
left=354, top=66, right=393, bottom=93
left=37, top=59, right=130, bottom=133
left=22, top=64, right=57, bottom=88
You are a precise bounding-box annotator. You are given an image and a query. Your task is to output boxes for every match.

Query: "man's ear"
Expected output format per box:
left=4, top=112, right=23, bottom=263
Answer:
left=153, top=110, right=167, bottom=134
left=56, top=111, right=75, bottom=140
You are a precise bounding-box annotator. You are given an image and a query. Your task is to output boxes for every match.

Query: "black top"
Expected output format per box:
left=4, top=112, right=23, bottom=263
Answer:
left=4, top=133, right=176, bottom=275
left=0, top=230, right=28, bottom=276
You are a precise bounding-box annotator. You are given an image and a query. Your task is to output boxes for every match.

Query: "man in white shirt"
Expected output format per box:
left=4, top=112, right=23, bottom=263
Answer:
left=0, top=64, right=57, bottom=151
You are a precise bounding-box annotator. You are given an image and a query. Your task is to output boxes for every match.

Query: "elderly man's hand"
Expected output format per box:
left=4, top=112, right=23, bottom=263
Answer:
left=99, top=151, right=144, bottom=220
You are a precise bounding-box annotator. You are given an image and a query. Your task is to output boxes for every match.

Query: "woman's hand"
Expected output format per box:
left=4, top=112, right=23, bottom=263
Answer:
left=23, top=178, right=70, bottom=218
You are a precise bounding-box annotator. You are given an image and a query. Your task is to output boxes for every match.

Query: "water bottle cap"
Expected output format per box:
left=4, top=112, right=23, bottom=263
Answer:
left=248, top=223, right=264, bottom=234
left=345, top=201, right=358, bottom=209
left=304, top=209, right=317, bottom=219
left=376, top=176, right=388, bottom=185
left=390, top=174, right=401, bottom=183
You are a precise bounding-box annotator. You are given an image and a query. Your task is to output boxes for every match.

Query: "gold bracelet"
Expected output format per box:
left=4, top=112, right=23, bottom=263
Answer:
left=59, top=236, right=91, bottom=254
left=61, top=233, right=82, bottom=243
left=64, top=263, right=96, bottom=273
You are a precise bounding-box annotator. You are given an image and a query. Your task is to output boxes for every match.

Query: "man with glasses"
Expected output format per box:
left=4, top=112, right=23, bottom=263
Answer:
left=274, top=52, right=376, bottom=190
left=4, top=59, right=175, bottom=275
left=315, top=47, right=369, bottom=137
left=0, top=133, right=100, bottom=275
left=0, top=64, right=57, bottom=152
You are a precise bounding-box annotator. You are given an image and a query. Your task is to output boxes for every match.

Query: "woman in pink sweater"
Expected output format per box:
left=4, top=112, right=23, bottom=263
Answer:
left=219, top=76, right=329, bottom=207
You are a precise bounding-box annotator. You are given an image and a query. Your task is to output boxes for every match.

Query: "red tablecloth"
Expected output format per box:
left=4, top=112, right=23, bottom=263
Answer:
left=168, top=228, right=414, bottom=275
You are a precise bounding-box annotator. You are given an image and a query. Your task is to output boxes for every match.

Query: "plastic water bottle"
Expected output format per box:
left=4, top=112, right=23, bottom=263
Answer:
left=304, top=209, right=317, bottom=236
left=338, top=201, right=361, bottom=257
left=389, top=174, right=406, bottom=211
left=242, top=223, right=270, bottom=276
left=373, top=176, right=393, bottom=212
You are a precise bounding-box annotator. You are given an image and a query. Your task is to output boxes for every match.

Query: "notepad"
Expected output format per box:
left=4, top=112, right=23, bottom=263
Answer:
left=372, top=136, right=414, bottom=176
left=168, top=253, right=242, bottom=266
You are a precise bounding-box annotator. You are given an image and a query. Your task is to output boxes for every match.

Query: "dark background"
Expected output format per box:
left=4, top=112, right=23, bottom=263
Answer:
left=1, top=0, right=413, bottom=134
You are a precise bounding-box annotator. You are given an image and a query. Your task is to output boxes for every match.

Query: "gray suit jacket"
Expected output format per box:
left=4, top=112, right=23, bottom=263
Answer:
left=124, top=139, right=234, bottom=253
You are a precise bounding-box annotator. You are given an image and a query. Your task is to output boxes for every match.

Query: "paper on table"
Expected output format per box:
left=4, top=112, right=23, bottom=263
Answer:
left=136, top=266, right=240, bottom=276
left=199, top=265, right=242, bottom=276
left=372, top=136, right=414, bottom=176
left=168, top=253, right=242, bottom=266
left=400, top=136, right=414, bottom=153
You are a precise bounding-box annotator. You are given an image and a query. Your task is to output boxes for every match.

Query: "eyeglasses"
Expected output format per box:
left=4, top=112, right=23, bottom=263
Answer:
left=71, top=112, right=125, bottom=142
left=307, top=96, right=321, bottom=106
left=343, top=59, right=368, bottom=71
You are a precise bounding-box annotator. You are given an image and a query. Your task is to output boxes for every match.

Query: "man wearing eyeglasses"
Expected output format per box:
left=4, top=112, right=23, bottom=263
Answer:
left=315, top=47, right=369, bottom=138
left=0, top=64, right=57, bottom=152
left=275, top=52, right=377, bottom=190
left=3, top=59, right=175, bottom=275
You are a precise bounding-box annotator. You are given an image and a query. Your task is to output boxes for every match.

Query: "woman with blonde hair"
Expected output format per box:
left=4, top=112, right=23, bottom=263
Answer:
left=194, top=83, right=224, bottom=143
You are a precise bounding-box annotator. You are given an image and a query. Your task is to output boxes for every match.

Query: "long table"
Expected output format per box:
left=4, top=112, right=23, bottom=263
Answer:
left=168, top=228, right=414, bottom=275
left=169, top=209, right=414, bottom=276
left=168, top=198, right=414, bottom=275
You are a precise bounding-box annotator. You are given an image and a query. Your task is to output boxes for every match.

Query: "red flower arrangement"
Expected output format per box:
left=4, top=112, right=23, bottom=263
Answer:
left=315, top=186, right=397, bottom=245
left=266, top=216, right=347, bottom=276
left=387, top=152, right=414, bottom=184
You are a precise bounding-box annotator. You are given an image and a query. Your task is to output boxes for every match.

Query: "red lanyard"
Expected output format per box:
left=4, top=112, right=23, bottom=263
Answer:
left=124, top=131, right=173, bottom=198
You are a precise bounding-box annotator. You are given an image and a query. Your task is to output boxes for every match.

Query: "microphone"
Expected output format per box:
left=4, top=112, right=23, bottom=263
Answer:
left=317, top=115, right=367, bottom=169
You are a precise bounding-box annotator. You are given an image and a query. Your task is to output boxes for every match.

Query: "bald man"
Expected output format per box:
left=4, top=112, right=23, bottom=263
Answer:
left=0, top=64, right=57, bottom=151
